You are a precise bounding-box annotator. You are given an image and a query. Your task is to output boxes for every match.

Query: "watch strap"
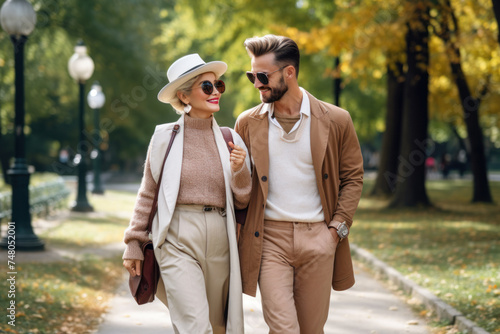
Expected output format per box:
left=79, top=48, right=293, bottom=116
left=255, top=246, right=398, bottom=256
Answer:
left=329, top=221, right=344, bottom=230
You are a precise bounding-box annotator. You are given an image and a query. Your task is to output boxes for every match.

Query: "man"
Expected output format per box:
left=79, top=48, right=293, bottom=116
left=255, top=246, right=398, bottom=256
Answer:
left=235, top=35, right=364, bottom=334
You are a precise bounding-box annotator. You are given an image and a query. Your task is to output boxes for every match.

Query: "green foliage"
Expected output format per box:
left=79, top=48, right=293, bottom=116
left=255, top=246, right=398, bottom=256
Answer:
left=1, top=0, right=173, bottom=175
left=2, top=0, right=499, bottom=173
left=276, top=0, right=500, bottom=146
left=155, top=0, right=358, bottom=121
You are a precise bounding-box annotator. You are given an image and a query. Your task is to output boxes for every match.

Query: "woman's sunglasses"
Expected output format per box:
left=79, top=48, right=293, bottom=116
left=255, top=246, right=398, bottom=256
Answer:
left=246, top=65, right=288, bottom=85
left=190, top=80, right=226, bottom=95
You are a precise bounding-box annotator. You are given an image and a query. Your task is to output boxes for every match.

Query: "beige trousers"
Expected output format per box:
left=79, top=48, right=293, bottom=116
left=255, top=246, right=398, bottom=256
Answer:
left=157, top=205, right=230, bottom=334
left=258, top=220, right=337, bottom=334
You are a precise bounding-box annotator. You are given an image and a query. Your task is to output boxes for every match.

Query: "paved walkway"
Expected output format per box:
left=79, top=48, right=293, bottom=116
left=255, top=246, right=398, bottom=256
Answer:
left=97, top=260, right=431, bottom=334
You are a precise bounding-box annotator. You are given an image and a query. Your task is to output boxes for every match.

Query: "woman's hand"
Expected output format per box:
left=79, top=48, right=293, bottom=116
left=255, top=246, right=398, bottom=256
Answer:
left=228, top=142, right=246, bottom=172
left=123, top=259, right=142, bottom=276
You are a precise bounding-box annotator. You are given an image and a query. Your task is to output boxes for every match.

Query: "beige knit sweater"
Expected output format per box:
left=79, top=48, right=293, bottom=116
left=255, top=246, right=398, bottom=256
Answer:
left=123, top=116, right=251, bottom=260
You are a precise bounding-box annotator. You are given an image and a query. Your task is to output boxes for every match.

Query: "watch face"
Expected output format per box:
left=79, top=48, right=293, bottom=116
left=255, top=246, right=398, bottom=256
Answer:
left=338, top=224, right=349, bottom=238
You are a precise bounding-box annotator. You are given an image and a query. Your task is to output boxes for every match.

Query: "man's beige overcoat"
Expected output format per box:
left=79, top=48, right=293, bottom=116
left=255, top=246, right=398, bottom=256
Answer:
left=235, top=90, right=364, bottom=297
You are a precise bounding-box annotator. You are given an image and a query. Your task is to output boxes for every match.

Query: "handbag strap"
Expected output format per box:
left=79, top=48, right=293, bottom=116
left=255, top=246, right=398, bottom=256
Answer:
left=146, top=124, right=180, bottom=233
left=220, top=127, right=233, bottom=153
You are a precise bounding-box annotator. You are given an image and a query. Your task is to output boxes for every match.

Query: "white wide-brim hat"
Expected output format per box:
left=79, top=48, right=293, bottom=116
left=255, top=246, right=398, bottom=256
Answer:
left=157, top=53, right=227, bottom=111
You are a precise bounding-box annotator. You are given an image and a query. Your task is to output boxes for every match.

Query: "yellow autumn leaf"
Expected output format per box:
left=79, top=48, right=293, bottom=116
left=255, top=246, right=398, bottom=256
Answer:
left=15, top=312, right=26, bottom=318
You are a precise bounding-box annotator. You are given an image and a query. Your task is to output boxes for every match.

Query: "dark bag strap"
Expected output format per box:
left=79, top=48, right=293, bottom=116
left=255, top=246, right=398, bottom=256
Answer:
left=146, top=124, right=180, bottom=233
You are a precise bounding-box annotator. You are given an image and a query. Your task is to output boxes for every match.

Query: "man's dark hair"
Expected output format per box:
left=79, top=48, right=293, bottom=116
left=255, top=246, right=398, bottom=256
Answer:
left=244, top=34, right=300, bottom=78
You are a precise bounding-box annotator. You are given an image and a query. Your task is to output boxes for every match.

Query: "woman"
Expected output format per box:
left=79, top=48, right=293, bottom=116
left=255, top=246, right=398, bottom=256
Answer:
left=123, top=54, right=251, bottom=334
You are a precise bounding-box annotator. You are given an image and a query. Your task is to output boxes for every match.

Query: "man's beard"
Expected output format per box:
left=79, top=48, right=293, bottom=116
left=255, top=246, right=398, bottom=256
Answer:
left=261, top=76, right=288, bottom=103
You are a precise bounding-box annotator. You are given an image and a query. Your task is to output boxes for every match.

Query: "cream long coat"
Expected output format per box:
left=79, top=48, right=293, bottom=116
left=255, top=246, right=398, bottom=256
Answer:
left=149, top=114, right=249, bottom=334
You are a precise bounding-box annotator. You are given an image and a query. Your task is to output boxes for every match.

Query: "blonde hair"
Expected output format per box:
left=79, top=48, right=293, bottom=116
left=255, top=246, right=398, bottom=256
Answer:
left=170, top=72, right=219, bottom=114
left=170, top=75, right=200, bottom=114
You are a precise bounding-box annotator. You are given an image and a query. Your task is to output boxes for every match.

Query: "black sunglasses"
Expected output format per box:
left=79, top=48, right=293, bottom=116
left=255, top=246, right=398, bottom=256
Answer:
left=189, top=80, right=226, bottom=95
left=246, top=65, right=288, bottom=85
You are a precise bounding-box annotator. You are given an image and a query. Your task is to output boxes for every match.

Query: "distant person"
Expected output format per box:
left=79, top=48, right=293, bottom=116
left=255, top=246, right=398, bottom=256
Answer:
left=425, top=156, right=436, bottom=177
left=440, top=153, right=450, bottom=179
left=368, top=150, right=380, bottom=170
left=457, top=149, right=467, bottom=178
left=59, top=149, right=69, bottom=164
left=122, top=54, right=251, bottom=333
left=235, top=34, right=364, bottom=333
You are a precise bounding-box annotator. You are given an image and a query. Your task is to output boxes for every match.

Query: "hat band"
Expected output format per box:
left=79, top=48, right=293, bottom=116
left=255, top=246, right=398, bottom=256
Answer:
left=179, top=63, right=204, bottom=78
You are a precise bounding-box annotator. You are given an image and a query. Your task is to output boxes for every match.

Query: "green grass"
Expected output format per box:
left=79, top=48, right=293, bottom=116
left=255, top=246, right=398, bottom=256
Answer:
left=40, top=190, right=136, bottom=248
left=0, top=256, right=123, bottom=334
left=0, top=172, right=62, bottom=192
left=0, top=190, right=135, bottom=334
left=353, top=179, right=500, bottom=333
left=88, top=189, right=137, bottom=215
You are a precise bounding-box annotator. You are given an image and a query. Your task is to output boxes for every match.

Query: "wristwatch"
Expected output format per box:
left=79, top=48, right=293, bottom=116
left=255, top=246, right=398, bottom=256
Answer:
left=330, top=221, right=349, bottom=241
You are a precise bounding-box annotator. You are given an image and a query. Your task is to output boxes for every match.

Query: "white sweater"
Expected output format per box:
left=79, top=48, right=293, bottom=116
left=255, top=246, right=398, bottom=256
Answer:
left=264, top=91, right=325, bottom=223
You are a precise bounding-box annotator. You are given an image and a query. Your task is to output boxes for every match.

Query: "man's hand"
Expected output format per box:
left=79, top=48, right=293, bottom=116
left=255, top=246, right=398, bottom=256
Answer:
left=328, top=220, right=345, bottom=244
left=329, top=227, right=340, bottom=243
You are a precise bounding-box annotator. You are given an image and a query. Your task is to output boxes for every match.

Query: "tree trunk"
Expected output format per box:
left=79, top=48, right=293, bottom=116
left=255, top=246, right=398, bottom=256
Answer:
left=492, top=0, right=500, bottom=44
left=441, top=1, right=493, bottom=203
left=370, top=61, right=404, bottom=197
left=449, top=124, right=468, bottom=153
left=390, top=4, right=431, bottom=208
left=449, top=61, right=492, bottom=202
left=449, top=124, right=471, bottom=163
left=333, top=56, right=342, bottom=107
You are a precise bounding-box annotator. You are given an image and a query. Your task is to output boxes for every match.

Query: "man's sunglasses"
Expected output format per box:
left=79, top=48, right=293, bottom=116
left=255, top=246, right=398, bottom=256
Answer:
left=246, top=65, right=288, bottom=85
left=189, top=80, right=226, bottom=95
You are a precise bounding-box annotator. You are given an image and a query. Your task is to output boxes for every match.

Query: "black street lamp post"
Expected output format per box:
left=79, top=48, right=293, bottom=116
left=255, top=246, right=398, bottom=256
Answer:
left=87, top=82, right=105, bottom=195
left=68, top=40, right=94, bottom=212
left=0, top=0, right=44, bottom=250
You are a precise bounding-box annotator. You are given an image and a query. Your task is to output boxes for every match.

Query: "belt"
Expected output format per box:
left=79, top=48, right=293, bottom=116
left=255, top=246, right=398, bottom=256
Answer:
left=203, top=206, right=227, bottom=217
left=176, top=204, right=227, bottom=217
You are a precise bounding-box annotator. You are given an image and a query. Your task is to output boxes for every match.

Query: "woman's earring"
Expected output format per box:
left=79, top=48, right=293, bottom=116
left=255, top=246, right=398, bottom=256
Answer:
left=184, top=104, right=192, bottom=113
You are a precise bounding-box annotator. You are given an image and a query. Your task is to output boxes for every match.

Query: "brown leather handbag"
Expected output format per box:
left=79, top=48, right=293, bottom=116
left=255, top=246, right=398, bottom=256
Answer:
left=129, top=124, right=179, bottom=305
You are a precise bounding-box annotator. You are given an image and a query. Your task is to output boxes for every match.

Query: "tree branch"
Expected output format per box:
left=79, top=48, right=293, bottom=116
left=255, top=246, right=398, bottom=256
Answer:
left=492, top=0, right=500, bottom=44
left=445, top=0, right=459, bottom=36
left=477, top=75, right=491, bottom=103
